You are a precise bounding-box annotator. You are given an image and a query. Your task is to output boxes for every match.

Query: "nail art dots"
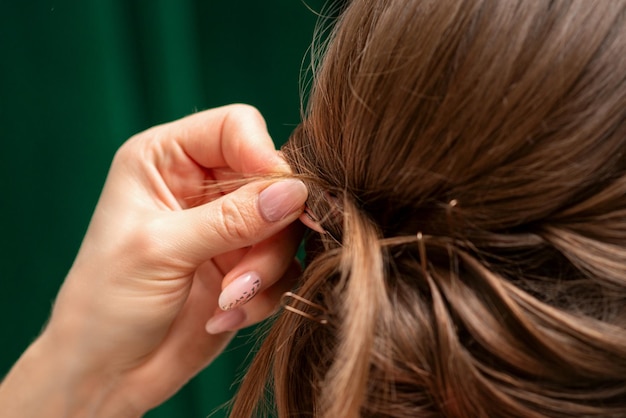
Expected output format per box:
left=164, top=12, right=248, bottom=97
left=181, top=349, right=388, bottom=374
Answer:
left=218, top=272, right=262, bottom=311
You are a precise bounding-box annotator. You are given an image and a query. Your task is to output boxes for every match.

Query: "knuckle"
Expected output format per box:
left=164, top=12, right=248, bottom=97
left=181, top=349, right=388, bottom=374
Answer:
left=112, top=140, right=135, bottom=166
left=112, top=134, right=151, bottom=167
left=227, top=103, right=262, bottom=121
left=125, top=220, right=165, bottom=262
left=224, top=104, right=265, bottom=133
left=215, top=198, right=259, bottom=242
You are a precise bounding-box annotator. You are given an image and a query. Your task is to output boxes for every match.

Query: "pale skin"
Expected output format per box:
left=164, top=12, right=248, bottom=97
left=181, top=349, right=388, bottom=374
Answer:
left=0, top=104, right=308, bottom=417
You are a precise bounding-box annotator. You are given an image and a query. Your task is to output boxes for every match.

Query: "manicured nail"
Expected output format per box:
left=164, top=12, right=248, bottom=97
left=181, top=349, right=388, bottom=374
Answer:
left=258, top=180, right=308, bottom=222
left=218, top=272, right=261, bottom=311
left=205, top=308, right=246, bottom=334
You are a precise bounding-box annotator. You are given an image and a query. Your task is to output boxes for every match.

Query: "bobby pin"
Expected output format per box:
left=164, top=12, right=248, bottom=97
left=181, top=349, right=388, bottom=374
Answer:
left=445, top=199, right=460, bottom=275
left=299, top=206, right=327, bottom=234
left=446, top=199, right=458, bottom=236
left=416, top=231, right=428, bottom=274
left=281, top=291, right=329, bottom=325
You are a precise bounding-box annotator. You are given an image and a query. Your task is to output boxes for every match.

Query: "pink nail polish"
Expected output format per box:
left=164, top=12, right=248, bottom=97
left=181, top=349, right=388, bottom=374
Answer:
left=258, top=180, right=308, bottom=222
left=205, top=308, right=246, bottom=334
left=218, top=272, right=262, bottom=311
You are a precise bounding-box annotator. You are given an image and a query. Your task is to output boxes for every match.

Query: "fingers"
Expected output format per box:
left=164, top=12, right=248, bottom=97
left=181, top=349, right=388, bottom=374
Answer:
left=205, top=259, right=302, bottom=334
left=120, top=260, right=236, bottom=410
left=128, top=239, right=303, bottom=402
left=204, top=224, right=304, bottom=335
left=163, top=178, right=308, bottom=266
left=216, top=221, right=304, bottom=311
left=159, top=104, right=290, bottom=174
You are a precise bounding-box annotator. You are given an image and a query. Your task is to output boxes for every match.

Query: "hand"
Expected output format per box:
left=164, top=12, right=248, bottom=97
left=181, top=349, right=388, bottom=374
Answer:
left=0, top=105, right=307, bottom=417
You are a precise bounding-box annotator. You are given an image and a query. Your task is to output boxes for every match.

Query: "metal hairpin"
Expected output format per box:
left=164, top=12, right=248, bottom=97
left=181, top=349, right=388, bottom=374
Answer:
left=445, top=199, right=460, bottom=277
left=416, top=231, right=428, bottom=273
left=281, top=291, right=329, bottom=325
left=446, top=199, right=459, bottom=236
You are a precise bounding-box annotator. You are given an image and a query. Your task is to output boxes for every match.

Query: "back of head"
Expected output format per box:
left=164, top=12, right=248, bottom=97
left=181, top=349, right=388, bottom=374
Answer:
left=232, top=1, right=626, bottom=417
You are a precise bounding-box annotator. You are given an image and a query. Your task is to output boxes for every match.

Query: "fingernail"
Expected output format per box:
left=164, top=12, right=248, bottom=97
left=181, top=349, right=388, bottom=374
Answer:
left=218, top=272, right=261, bottom=311
left=258, top=180, right=308, bottom=222
left=206, top=308, right=246, bottom=334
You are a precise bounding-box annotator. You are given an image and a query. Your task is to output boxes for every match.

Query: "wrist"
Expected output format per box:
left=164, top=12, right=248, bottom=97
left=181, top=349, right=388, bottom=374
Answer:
left=0, top=333, right=141, bottom=418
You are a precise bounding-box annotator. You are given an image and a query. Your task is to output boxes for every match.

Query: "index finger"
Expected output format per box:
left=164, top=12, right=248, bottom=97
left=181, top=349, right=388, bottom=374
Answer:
left=158, top=104, right=291, bottom=174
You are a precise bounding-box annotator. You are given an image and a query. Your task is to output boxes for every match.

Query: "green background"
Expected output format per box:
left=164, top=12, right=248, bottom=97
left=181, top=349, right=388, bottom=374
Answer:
left=0, top=1, right=323, bottom=416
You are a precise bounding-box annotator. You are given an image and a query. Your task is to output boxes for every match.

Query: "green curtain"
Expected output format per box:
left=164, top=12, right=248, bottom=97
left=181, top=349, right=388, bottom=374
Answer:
left=0, top=1, right=322, bottom=416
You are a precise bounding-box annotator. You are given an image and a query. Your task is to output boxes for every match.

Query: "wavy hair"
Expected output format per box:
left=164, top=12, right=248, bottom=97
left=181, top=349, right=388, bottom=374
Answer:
left=231, top=1, right=626, bottom=416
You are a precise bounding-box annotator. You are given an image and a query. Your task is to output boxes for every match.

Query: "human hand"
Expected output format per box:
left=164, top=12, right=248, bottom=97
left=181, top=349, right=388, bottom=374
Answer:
left=32, top=105, right=306, bottom=416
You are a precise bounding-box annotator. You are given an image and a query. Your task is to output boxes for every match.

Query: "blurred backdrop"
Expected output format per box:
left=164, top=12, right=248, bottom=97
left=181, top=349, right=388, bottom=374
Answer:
left=0, top=1, right=325, bottom=416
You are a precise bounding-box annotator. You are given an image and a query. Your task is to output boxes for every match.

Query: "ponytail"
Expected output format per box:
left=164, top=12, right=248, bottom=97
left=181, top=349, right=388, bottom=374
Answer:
left=319, top=197, right=386, bottom=417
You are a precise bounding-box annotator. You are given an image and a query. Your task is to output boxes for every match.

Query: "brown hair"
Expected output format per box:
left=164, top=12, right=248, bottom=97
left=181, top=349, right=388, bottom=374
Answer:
left=231, top=0, right=626, bottom=416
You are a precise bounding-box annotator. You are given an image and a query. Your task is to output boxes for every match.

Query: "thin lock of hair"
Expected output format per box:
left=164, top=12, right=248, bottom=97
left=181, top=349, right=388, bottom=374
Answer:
left=230, top=0, right=626, bottom=417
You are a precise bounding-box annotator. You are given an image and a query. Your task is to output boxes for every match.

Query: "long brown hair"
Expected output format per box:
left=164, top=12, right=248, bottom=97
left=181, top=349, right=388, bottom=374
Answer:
left=231, top=1, right=626, bottom=416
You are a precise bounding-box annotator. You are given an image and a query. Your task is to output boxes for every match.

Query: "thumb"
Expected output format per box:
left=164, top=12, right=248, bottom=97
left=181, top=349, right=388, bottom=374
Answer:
left=168, top=179, right=308, bottom=264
